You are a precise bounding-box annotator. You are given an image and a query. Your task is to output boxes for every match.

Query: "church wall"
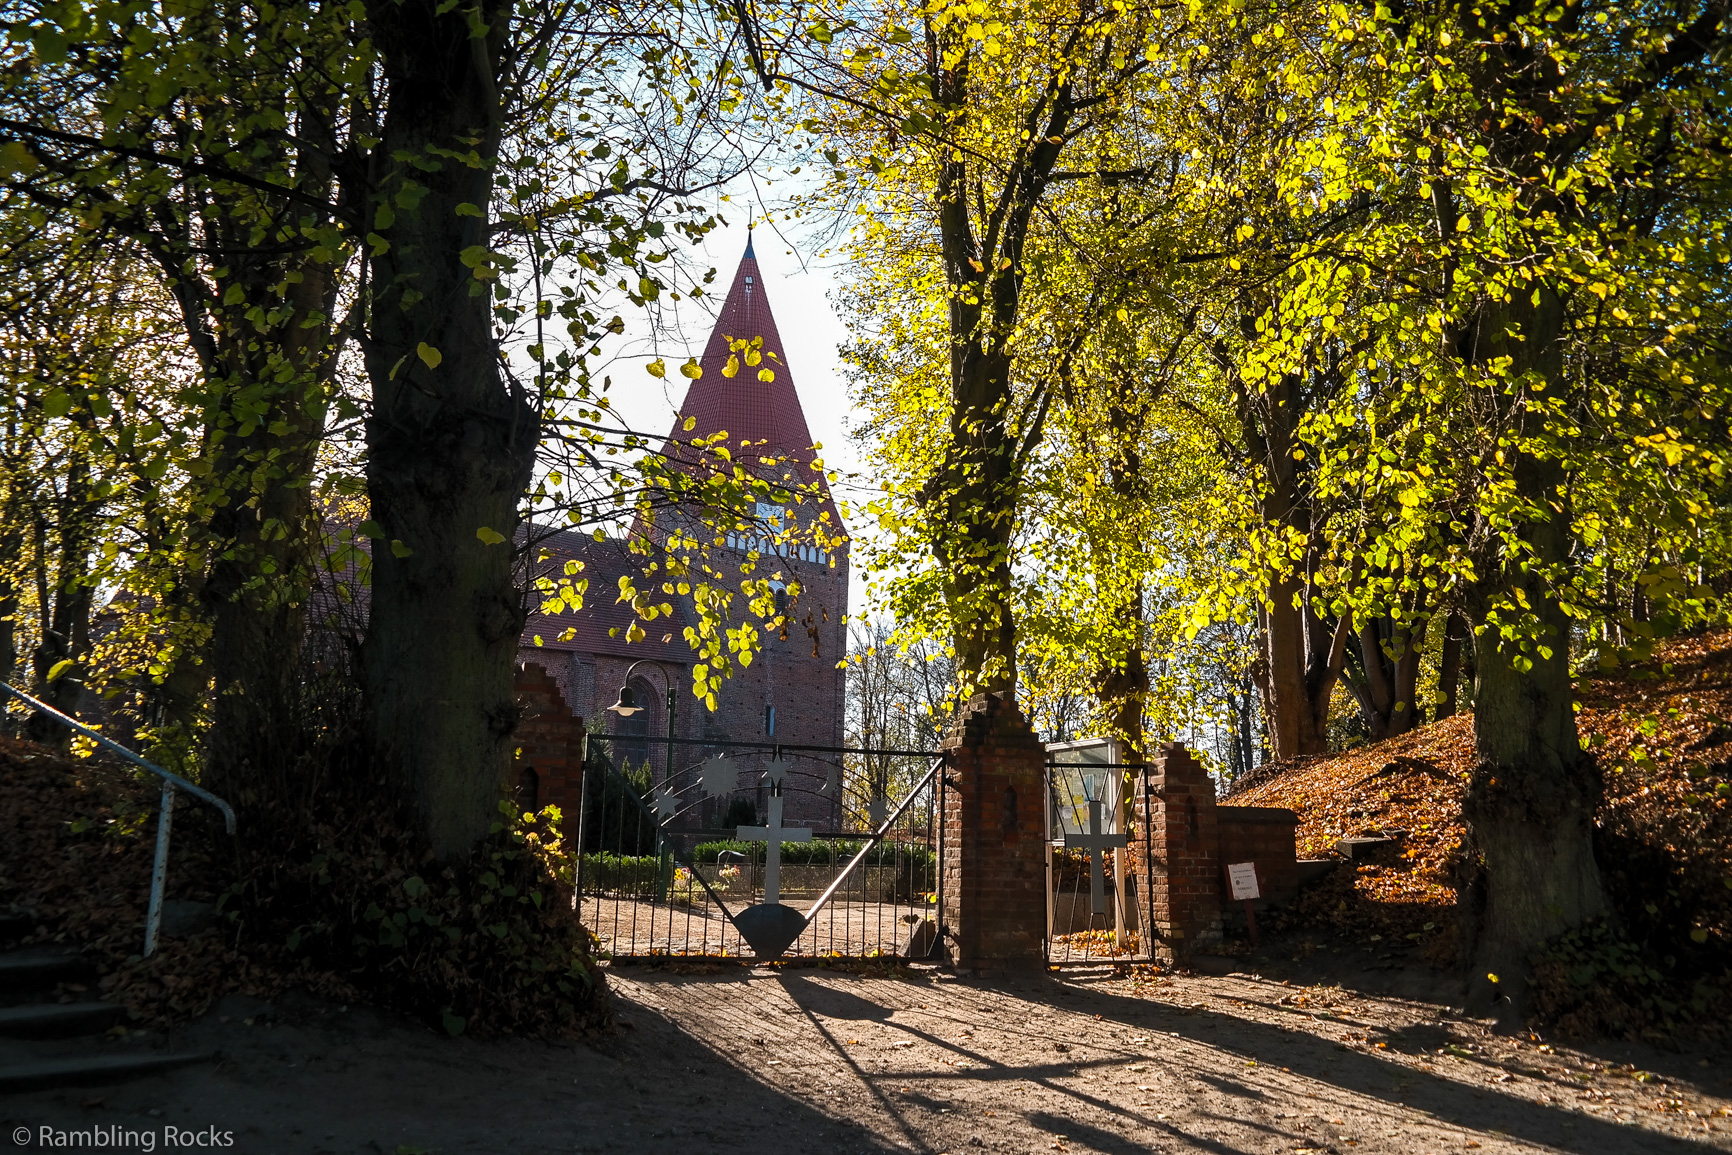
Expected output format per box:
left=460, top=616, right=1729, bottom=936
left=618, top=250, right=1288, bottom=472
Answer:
left=683, top=552, right=849, bottom=830
left=512, top=565, right=848, bottom=834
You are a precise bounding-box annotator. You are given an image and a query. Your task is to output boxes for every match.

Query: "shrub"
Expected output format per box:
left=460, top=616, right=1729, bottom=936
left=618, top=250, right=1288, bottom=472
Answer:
left=576, top=852, right=669, bottom=897
left=225, top=793, right=606, bottom=1038
left=719, top=796, right=757, bottom=828
left=0, top=700, right=607, bottom=1038
left=1527, top=917, right=1730, bottom=1039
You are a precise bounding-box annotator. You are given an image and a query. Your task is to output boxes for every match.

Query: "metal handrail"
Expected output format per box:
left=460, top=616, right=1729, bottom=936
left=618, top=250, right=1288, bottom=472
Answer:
left=1, top=682, right=235, bottom=958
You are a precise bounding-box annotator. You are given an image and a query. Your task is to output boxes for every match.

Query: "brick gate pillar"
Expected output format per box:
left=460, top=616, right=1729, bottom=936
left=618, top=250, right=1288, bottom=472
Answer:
left=940, top=692, right=1048, bottom=968
left=513, top=662, right=588, bottom=822
left=1145, top=742, right=1223, bottom=961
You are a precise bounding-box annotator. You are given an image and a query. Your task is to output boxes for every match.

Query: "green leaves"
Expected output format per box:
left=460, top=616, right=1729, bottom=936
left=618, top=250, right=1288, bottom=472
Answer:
left=0, top=141, right=39, bottom=177
left=416, top=342, right=442, bottom=369
left=459, top=245, right=498, bottom=280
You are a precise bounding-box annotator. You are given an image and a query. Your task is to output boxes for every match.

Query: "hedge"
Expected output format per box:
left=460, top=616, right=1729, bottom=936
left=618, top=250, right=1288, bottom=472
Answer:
left=576, top=852, right=669, bottom=897
left=691, top=838, right=934, bottom=869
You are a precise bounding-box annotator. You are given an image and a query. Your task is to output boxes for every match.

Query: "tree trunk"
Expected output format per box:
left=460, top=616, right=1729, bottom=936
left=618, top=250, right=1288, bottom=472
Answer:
left=1258, top=571, right=1345, bottom=758
left=920, top=41, right=1078, bottom=698
left=1436, top=611, right=1466, bottom=720
left=1458, top=287, right=1608, bottom=1018
left=1229, top=359, right=1348, bottom=760
left=0, top=520, right=17, bottom=690
left=1096, top=368, right=1149, bottom=775
left=362, top=0, right=538, bottom=857
left=1464, top=534, right=1606, bottom=1018
left=1342, top=613, right=1425, bottom=740
left=26, top=449, right=96, bottom=748
left=201, top=265, right=332, bottom=795
left=1097, top=611, right=1146, bottom=754
left=937, top=348, right=1019, bottom=693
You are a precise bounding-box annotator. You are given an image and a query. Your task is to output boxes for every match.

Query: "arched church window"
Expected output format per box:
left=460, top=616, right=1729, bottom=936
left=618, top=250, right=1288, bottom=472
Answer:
left=516, top=767, right=540, bottom=812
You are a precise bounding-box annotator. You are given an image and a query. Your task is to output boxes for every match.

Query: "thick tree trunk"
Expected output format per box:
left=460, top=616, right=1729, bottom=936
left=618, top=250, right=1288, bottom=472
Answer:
left=1458, top=288, right=1608, bottom=1018
left=362, top=0, right=537, bottom=857
left=1230, top=360, right=1347, bottom=760
left=1096, top=377, right=1149, bottom=774
left=922, top=45, right=1077, bottom=698
left=1259, top=572, right=1345, bottom=757
left=1464, top=524, right=1606, bottom=1017
left=932, top=280, right=1019, bottom=695
left=0, top=521, right=17, bottom=690
left=1097, top=605, right=1147, bottom=759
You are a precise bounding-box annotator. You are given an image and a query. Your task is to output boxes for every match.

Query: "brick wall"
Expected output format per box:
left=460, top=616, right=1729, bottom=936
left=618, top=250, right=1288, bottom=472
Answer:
left=686, top=555, right=848, bottom=829
left=1133, top=745, right=1302, bottom=960
left=1217, top=806, right=1300, bottom=911
left=940, top=693, right=1048, bottom=968
left=517, top=552, right=848, bottom=831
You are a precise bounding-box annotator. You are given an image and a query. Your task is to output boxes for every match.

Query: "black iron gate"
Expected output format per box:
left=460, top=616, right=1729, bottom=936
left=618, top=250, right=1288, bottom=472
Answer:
left=573, top=734, right=945, bottom=962
left=1044, top=759, right=1157, bottom=964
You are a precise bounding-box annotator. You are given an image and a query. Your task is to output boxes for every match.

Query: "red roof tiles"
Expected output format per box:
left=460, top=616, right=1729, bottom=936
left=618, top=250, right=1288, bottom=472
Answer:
left=666, top=234, right=844, bottom=531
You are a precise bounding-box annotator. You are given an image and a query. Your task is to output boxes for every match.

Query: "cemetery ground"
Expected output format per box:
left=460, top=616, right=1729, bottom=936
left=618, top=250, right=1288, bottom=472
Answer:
left=3, top=943, right=1729, bottom=1155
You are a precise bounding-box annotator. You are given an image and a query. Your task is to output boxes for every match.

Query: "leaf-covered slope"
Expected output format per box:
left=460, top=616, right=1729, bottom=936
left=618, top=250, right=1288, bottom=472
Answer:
left=1226, top=630, right=1732, bottom=969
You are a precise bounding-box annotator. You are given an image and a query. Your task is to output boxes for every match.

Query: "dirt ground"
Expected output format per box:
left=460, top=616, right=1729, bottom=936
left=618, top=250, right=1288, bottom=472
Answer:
left=4, top=938, right=1729, bottom=1155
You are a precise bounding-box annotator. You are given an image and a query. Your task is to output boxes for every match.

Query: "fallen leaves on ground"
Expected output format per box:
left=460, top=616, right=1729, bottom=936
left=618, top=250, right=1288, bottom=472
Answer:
left=1223, top=629, right=1732, bottom=1031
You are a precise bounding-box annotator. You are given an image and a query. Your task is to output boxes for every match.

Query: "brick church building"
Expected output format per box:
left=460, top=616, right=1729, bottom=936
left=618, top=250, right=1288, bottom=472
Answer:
left=516, top=232, right=849, bottom=829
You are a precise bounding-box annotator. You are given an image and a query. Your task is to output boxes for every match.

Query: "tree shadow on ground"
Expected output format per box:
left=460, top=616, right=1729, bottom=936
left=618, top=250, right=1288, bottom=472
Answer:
left=1221, top=927, right=1730, bottom=1088
left=1015, top=968, right=1725, bottom=1155
left=0, top=985, right=905, bottom=1155
left=603, top=960, right=1729, bottom=1155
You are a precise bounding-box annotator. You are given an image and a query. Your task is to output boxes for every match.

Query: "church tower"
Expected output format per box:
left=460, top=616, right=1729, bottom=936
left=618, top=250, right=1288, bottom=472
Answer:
left=666, top=231, right=850, bottom=824
left=517, top=232, right=849, bottom=830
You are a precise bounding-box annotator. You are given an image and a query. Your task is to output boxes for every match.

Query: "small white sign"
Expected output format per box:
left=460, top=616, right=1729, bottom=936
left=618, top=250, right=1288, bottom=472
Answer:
left=1227, top=861, right=1261, bottom=901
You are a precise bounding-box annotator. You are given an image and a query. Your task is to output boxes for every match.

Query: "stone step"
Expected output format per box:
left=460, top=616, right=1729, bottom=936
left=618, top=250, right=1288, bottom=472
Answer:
left=0, top=1050, right=211, bottom=1093
left=1334, top=836, right=1401, bottom=864
left=0, top=1001, right=125, bottom=1039
left=0, top=949, right=93, bottom=988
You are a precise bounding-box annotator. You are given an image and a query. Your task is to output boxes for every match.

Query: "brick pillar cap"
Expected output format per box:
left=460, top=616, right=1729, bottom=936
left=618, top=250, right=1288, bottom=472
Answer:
left=940, top=691, right=1044, bottom=752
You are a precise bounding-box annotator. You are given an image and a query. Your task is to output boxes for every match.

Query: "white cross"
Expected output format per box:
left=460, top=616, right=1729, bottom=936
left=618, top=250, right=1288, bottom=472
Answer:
left=736, top=757, right=811, bottom=904
left=1065, top=798, right=1128, bottom=915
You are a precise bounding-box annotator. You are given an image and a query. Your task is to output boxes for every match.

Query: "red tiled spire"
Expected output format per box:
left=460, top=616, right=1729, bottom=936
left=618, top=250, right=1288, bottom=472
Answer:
left=669, top=232, right=844, bottom=530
